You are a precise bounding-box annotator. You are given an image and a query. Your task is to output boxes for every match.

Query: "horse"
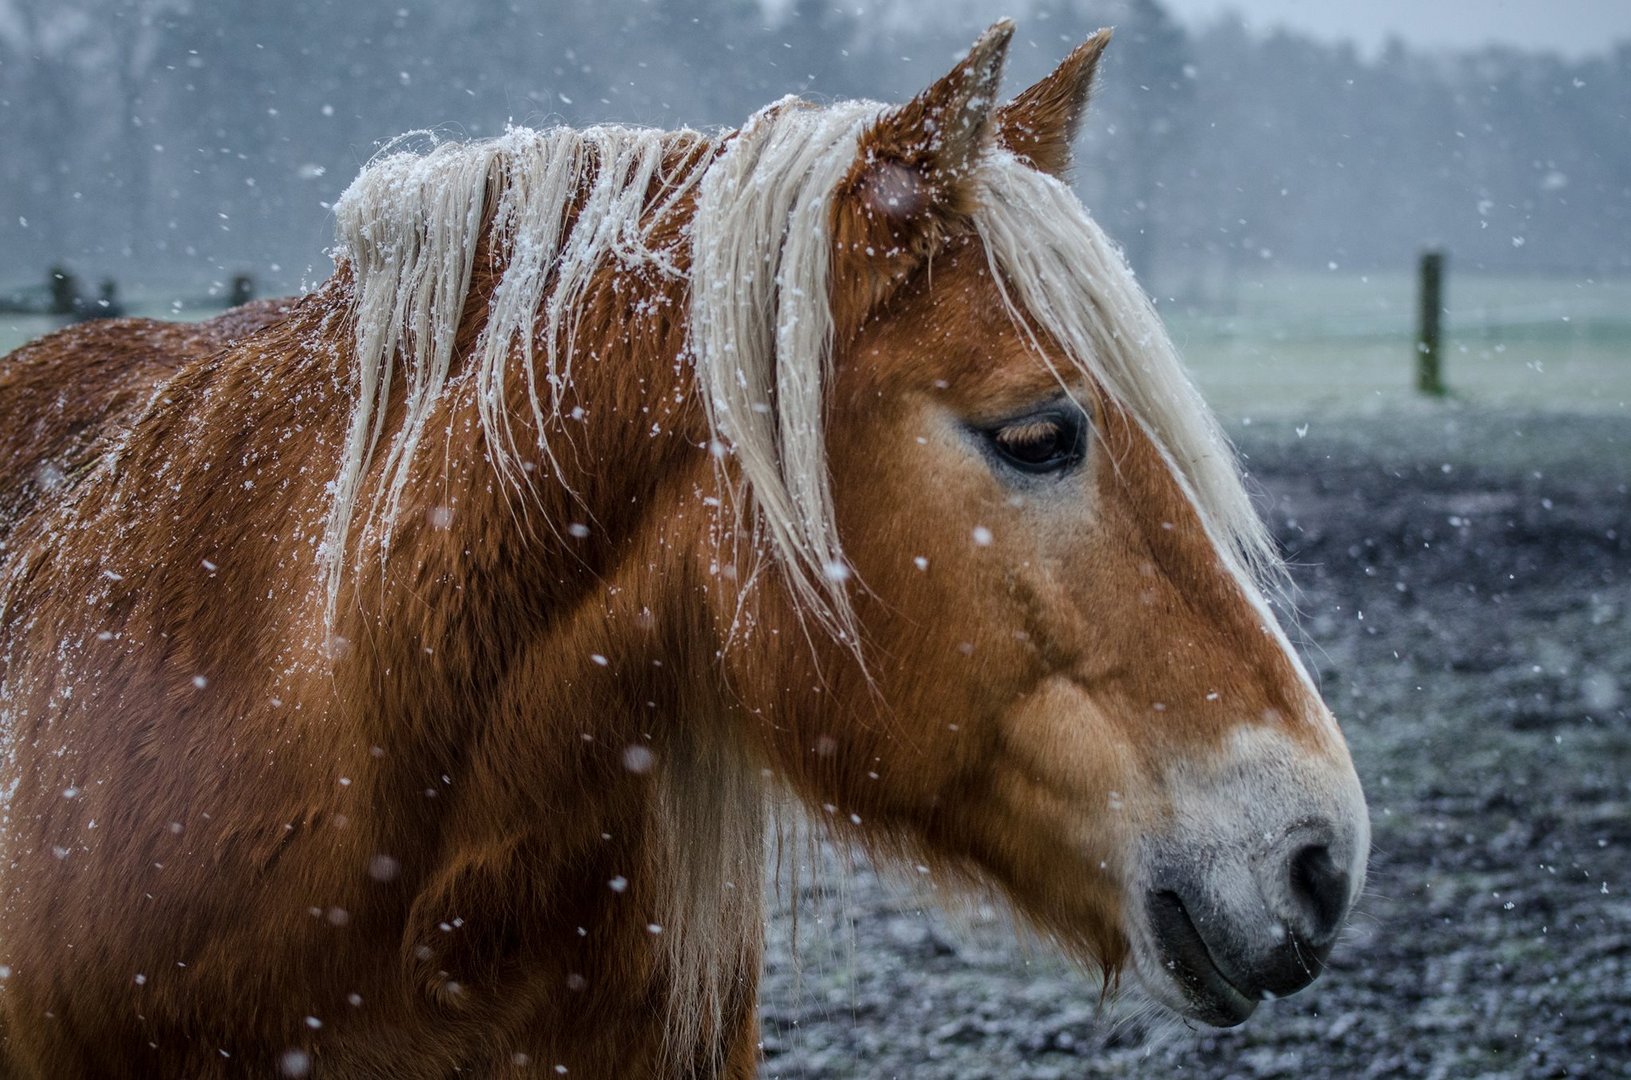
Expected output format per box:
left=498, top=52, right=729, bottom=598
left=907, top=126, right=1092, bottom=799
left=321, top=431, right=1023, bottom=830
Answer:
left=0, top=22, right=1368, bottom=1078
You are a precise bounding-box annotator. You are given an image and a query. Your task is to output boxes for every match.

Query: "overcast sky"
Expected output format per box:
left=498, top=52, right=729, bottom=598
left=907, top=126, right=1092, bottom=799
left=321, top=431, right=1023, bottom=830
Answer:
left=1156, top=0, right=1631, bottom=57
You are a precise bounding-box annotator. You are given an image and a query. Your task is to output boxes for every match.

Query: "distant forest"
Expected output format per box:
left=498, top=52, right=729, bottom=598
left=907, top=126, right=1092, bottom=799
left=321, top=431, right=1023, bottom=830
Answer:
left=2, top=0, right=1627, bottom=294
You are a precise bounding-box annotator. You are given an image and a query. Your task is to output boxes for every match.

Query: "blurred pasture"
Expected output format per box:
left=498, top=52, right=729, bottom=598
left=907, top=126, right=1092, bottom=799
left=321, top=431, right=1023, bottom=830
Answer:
left=1167, top=270, right=1631, bottom=416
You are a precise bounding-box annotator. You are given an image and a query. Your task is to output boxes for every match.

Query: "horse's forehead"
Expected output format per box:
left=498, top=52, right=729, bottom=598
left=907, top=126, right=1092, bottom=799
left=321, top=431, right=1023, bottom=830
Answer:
left=846, top=241, right=1097, bottom=408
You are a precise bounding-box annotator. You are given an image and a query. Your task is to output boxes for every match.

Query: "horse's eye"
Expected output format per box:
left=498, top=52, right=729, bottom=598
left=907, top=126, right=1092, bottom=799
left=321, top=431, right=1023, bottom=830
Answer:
left=987, top=409, right=1087, bottom=476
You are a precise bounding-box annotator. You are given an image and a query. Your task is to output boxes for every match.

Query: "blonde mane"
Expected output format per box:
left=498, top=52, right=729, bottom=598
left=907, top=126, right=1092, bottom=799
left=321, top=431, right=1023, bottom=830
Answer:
left=322, top=124, right=711, bottom=625
left=323, top=101, right=1276, bottom=640
left=319, top=94, right=1280, bottom=1066
left=689, top=98, right=887, bottom=646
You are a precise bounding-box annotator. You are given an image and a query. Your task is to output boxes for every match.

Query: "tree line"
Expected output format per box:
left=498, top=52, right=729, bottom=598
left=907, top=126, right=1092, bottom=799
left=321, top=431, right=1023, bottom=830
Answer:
left=1, top=0, right=1626, bottom=296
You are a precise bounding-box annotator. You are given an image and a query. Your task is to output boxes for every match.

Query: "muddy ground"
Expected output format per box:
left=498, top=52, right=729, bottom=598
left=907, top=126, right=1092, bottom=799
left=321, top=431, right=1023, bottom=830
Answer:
left=756, top=406, right=1631, bottom=1079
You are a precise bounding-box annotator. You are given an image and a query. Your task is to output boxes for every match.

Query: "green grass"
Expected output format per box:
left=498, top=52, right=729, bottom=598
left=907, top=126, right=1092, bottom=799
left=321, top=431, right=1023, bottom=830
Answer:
left=1163, top=270, right=1631, bottom=417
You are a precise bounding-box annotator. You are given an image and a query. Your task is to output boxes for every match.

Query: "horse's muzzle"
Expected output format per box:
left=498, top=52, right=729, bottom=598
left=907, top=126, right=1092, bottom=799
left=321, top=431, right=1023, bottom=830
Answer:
left=1138, top=825, right=1359, bottom=1026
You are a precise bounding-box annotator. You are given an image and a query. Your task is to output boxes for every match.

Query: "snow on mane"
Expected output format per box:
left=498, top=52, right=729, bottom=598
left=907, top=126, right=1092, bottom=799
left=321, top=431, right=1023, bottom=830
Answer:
left=322, top=123, right=708, bottom=625
left=321, top=99, right=1278, bottom=636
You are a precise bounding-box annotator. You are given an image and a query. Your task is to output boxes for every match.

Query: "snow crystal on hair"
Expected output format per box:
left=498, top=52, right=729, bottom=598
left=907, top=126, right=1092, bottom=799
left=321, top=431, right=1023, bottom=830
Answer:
left=688, top=97, right=884, bottom=648
left=323, top=125, right=707, bottom=625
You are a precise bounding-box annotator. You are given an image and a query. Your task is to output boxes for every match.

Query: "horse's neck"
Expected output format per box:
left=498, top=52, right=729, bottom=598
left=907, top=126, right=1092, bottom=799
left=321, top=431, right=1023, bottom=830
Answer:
left=328, top=235, right=704, bottom=706
left=330, top=224, right=774, bottom=816
left=373, top=382, right=767, bottom=1051
left=315, top=249, right=769, bottom=1049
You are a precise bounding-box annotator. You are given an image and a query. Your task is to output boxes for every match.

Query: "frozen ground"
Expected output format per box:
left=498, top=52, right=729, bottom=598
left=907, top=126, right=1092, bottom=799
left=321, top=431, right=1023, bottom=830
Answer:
left=757, top=406, right=1631, bottom=1079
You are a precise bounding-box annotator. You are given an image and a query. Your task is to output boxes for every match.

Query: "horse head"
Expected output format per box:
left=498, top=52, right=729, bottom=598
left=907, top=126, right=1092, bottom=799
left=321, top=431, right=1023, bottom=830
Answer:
left=704, top=23, right=1369, bottom=1027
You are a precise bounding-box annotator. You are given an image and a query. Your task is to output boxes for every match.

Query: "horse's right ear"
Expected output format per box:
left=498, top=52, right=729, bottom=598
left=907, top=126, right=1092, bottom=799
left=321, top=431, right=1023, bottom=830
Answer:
left=830, top=21, right=1013, bottom=336
left=995, top=29, right=1111, bottom=178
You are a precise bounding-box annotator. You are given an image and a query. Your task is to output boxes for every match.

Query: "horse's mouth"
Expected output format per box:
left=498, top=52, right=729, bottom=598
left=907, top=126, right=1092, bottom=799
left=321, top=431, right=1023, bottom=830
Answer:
left=1143, top=890, right=1259, bottom=1027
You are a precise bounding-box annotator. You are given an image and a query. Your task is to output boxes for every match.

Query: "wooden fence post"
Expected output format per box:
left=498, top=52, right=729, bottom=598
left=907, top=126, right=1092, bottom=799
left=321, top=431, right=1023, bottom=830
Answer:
left=48, top=266, right=77, bottom=317
left=1416, top=250, right=1446, bottom=396
left=230, top=274, right=254, bottom=306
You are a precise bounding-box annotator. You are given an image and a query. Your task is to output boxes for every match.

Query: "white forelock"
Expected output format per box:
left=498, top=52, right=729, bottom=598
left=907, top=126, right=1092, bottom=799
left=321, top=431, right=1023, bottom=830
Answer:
left=972, top=154, right=1280, bottom=590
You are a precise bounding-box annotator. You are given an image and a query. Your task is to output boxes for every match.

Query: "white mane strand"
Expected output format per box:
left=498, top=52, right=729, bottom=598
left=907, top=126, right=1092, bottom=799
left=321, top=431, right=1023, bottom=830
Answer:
left=323, top=125, right=708, bottom=623
left=323, top=136, right=500, bottom=622
left=689, top=98, right=883, bottom=648
left=972, top=155, right=1279, bottom=588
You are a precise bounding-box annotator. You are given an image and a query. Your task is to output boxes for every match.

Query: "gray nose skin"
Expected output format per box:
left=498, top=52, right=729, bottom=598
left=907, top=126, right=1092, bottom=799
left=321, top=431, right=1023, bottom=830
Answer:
left=1145, top=825, right=1359, bottom=1023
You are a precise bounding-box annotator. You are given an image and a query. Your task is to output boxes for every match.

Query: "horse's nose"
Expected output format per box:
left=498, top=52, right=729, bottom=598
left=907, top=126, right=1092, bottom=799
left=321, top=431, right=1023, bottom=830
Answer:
left=1238, top=834, right=1354, bottom=999
left=1285, top=841, right=1350, bottom=947
left=1142, top=822, right=1363, bottom=1021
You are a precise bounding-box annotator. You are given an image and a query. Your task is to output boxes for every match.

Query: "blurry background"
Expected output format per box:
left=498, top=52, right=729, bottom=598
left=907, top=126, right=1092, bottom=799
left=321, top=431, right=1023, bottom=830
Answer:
left=2, top=0, right=1628, bottom=414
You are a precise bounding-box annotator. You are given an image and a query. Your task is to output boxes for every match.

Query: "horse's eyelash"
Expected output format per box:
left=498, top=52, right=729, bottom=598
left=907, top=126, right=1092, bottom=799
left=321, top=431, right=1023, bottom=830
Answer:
left=998, top=419, right=1064, bottom=443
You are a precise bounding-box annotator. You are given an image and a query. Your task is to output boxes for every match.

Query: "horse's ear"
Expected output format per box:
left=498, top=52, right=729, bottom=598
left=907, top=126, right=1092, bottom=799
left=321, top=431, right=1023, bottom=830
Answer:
left=995, top=28, right=1111, bottom=178
left=851, top=19, right=1013, bottom=216
left=830, top=21, right=1013, bottom=335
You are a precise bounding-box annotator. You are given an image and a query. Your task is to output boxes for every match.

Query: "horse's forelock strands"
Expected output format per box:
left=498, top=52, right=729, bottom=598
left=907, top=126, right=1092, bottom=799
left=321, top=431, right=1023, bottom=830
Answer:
left=970, top=155, right=1282, bottom=594
left=689, top=98, right=884, bottom=650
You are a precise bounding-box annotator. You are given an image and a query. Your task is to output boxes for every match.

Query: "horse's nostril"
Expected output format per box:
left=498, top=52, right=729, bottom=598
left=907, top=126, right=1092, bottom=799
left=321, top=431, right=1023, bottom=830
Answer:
left=1287, top=842, right=1349, bottom=946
